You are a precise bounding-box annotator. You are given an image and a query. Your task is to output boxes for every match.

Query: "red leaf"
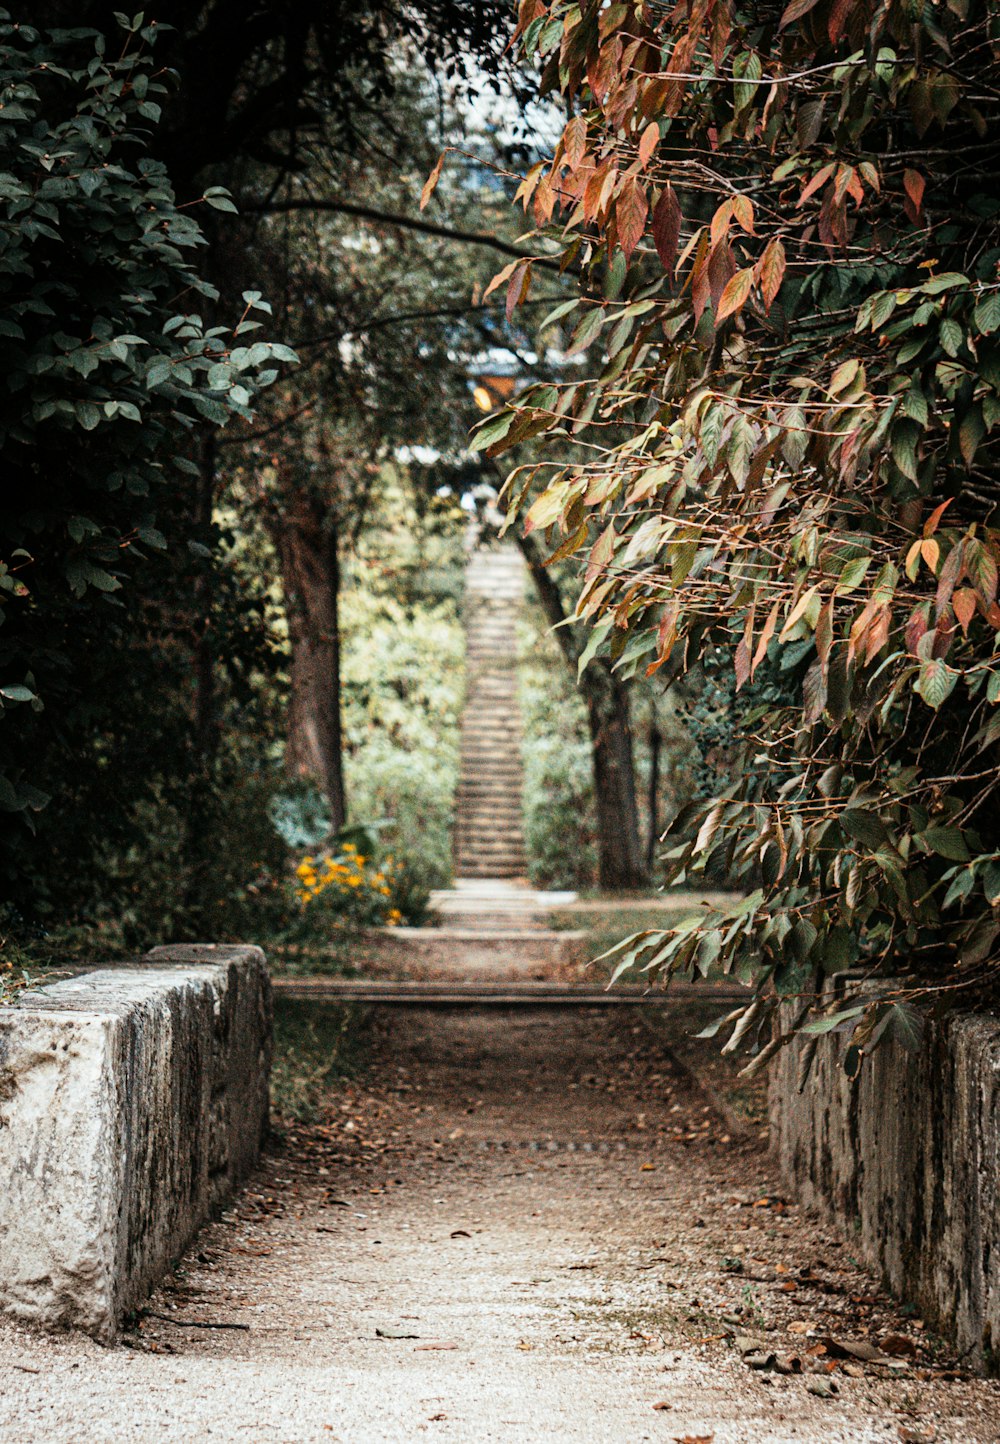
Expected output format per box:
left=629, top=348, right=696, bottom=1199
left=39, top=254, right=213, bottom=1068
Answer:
left=652, top=184, right=682, bottom=273
left=716, top=267, right=754, bottom=322
left=638, top=120, right=659, bottom=167
left=506, top=261, right=531, bottom=323
left=780, top=0, right=822, bottom=28
left=827, top=0, right=856, bottom=43
left=731, top=194, right=755, bottom=234
left=563, top=114, right=587, bottom=171
left=923, top=498, right=953, bottom=536
left=616, top=178, right=648, bottom=263
left=797, top=163, right=834, bottom=207
left=953, top=588, right=977, bottom=633
left=420, top=153, right=445, bottom=210
left=757, top=237, right=786, bottom=310
left=904, top=168, right=926, bottom=226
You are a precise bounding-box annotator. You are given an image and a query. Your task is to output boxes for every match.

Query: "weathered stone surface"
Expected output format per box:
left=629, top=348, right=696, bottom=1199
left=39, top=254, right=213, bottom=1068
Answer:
left=770, top=997, right=1000, bottom=1372
left=355, top=925, right=587, bottom=979
left=0, top=944, right=270, bottom=1340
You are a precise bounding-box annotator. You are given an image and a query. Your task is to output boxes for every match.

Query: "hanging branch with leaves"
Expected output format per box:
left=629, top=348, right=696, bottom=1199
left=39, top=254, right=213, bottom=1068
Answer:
left=471, top=0, right=1000, bottom=1072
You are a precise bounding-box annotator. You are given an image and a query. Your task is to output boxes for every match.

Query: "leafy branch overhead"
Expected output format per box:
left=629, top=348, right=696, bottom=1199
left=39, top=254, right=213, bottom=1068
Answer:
left=483, top=0, right=1000, bottom=1064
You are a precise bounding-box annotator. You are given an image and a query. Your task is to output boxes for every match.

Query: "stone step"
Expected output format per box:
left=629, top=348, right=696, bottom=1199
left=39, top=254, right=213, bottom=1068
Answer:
left=456, top=845, right=528, bottom=860
left=456, top=852, right=529, bottom=869
left=455, top=827, right=526, bottom=839
left=455, top=799, right=523, bottom=813
left=455, top=809, right=523, bottom=823
left=455, top=811, right=524, bottom=825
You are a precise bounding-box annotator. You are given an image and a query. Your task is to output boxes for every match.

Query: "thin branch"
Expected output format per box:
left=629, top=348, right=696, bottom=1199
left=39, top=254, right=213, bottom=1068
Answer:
left=242, top=196, right=562, bottom=270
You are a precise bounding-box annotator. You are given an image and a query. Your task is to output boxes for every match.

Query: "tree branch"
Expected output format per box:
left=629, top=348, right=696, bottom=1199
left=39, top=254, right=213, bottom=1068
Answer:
left=516, top=528, right=583, bottom=671
left=242, top=197, right=562, bottom=270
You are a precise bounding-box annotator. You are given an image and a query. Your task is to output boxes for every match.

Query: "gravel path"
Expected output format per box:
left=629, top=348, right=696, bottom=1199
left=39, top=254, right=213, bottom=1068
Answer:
left=0, top=1007, right=997, bottom=1443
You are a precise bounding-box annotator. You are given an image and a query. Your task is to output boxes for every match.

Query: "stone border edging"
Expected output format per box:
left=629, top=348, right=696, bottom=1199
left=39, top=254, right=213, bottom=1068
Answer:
left=770, top=1000, right=1000, bottom=1373
left=0, top=943, right=271, bottom=1340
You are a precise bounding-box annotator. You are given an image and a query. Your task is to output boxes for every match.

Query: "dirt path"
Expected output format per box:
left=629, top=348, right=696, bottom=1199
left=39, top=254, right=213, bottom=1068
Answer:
left=0, top=1007, right=997, bottom=1443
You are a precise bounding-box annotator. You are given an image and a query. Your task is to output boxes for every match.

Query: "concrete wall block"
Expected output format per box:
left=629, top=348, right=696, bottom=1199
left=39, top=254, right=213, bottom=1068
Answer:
left=771, top=998, right=1000, bottom=1372
left=0, top=945, right=271, bottom=1341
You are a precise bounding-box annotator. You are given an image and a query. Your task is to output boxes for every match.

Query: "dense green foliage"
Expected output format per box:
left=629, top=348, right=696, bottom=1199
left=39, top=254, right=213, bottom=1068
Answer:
left=518, top=600, right=598, bottom=888
left=0, top=15, right=292, bottom=929
left=343, top=484, right=466, bottom=902
left=490, top=0, right=1000, bottom=1065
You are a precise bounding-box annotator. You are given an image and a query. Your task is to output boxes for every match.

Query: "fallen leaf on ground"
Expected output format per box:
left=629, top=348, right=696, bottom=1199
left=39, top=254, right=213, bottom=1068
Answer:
left=450, top=1229, right=471, bottom=1239
left=806, top=1377, right=838, bottom=1399
left=818, top=1335, right=893, bottom=1364
left=882, top=1333, right=919, bottom=1357
left=414, top=1341, right=458, bottom=1351
left=650, top=1400, right=671, bottom=1411
left=672, top=1435, right=713, bottom=1443
left=787, top=1321, right=812, bottom=1335
left=375, top=1328, right=420, bottom=1340
left=898, top=1427, right=936, bottom=1443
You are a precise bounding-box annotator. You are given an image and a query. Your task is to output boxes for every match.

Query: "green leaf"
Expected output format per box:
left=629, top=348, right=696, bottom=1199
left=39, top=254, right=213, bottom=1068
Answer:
left=470, top=409, right=515, bottom=453
left=939, top=316, right=964, bottom=357
left=981, top=861, right=1000, bottom=905
left=973, top=291, right=1000, bottom=334
left=840, top=808, right=889, bottom=849
left=577, top=619, right=612, bottom=679
left=801, top=1005, right=866, bottom=1035
left=886, top=1002, right=923, bottom=1051
left=919, top=826, right=970, bottom=862
left=914, top=657, right=958, bottom=710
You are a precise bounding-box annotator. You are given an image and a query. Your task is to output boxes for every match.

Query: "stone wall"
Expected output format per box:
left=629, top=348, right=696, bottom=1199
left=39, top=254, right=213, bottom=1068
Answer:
left=0, top=944, right=271, bottom=1340
left=770, top=1004, right=1000, bottom=1373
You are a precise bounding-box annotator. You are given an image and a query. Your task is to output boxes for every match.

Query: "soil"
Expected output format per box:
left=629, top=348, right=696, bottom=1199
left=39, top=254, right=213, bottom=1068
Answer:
left=0, top=1005, right=997, bottom=1443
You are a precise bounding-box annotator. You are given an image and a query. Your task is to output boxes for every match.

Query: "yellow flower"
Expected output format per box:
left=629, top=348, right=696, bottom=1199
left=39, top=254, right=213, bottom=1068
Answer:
left=387, top=908, right=403, bottom=927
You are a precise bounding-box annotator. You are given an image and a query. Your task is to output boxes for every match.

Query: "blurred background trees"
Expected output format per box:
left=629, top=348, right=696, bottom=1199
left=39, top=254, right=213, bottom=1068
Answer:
left=1, top=3, right=716, bottom=966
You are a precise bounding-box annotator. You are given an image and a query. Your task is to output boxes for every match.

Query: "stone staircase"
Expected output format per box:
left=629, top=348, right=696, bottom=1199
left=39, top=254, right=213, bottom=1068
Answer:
left=453, top=547, right=528, bottom=881
left=352, top=543, right=585, bottom=981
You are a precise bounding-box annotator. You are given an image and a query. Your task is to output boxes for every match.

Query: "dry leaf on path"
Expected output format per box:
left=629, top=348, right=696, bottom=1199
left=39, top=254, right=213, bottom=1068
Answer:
left=818, top=1335, right=894, bottom=1364
left=450, top=1229, right=471, bottom=1239
left=414, top=1341, right=458, bottom=1351
left=672, top=1435, right=714, bottom=1443
left=882, top=1333, right=919, bottom=1358
left=375, top=1328, right=420, bottom=1340
left=806, top=1377, right=839, bottom=1399
left=898, top=1426, right=936, bottom=1443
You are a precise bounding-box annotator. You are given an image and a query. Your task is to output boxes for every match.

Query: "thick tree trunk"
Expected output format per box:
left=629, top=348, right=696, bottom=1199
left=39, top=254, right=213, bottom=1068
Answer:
left=516, top=532, right=647, bottom=890
left=272, top=489, right=346, bottom=831
left=584, top=672, right=647, bottom=890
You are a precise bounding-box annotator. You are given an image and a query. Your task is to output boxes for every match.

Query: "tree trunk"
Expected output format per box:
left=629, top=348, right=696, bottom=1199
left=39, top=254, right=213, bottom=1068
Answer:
left=584, top=670, right=647, bottom=890
left=647, top=712, right=661, bottom=873
left=271, top=488, right=346, bottom=831
left=516, top=531, right=647, bottom=890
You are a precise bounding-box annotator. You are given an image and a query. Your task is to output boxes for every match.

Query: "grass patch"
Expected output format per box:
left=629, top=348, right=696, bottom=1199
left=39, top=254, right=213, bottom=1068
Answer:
left=551, top=905, right=695, bottom=978
left=270, top=998, right=371, bottom=1123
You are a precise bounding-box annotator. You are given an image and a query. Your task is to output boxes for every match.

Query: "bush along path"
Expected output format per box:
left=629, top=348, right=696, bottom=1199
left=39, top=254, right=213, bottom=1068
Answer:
left=0, top=1005, right=997, bottom=1442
